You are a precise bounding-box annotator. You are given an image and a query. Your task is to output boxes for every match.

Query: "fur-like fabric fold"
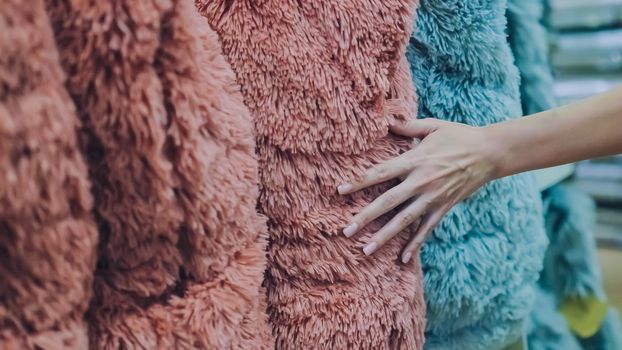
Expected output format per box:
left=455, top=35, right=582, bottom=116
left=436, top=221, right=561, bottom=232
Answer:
left=0, top=1, right=98, bottom=348
left=198, top=1, right=426, bottom=349
left=534, top=184, right=622, bottom=350
left=43, top=0, right=273, bottom=348
left=506, top=0, right=557, bottom=116
left=407, top=1, right=548, bottom=349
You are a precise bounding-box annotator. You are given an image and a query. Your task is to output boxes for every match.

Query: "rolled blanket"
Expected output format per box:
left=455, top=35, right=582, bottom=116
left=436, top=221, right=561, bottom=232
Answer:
left=506, top=0, right=557, bottom=116
left=45, top=0, right=272, bottom=348
left=537, top=184, right=622, bottom=350
left=198, top=1, right=426, bottom=349
left=0, top=0, right=98, bottom=348
left=407, top=1, right=548, bottom=348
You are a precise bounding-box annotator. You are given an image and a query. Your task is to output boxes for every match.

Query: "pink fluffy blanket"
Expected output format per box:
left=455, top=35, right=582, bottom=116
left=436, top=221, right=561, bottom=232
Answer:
left=198, top=1, right=426, bottom=348
left=1, top=0, right=272, bottom=348
left=0, top=1, right=97, bottom=348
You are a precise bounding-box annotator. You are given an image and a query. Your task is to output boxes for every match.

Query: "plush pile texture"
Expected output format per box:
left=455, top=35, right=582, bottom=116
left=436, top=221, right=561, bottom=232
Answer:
left=0, top=0, right=98, bottom=348
left=527, top=286, right=583, bottom=350
left=43, top=0, right=272, bottom=348
left=198, top=1, right=426, bottom=349
left=535, top=184, right=622, bottom=350
left=506, top=2, right=622, bottom=348
left=506, top=0, right=556, bottom=116
left=407, top=1, right=548, bottom=349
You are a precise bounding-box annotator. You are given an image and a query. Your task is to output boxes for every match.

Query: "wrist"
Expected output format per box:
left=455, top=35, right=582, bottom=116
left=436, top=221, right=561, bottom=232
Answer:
left=481, top=123, right=514, bottom=180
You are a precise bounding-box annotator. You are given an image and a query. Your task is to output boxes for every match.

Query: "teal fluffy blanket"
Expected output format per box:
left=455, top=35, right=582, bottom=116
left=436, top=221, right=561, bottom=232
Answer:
left=407, top=1, right=548, bottom=349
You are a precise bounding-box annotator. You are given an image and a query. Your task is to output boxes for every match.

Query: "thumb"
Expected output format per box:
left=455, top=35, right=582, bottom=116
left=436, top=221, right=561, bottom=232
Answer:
left=390, top=118, right=444, bottom=138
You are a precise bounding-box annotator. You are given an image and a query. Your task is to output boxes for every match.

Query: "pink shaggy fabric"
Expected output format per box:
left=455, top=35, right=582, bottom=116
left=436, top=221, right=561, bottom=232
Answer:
left=198, top=1, right=426, bottom=349
left=0, top=0, right=98, bottom=349
left=43, top=0, right=272, bottom=348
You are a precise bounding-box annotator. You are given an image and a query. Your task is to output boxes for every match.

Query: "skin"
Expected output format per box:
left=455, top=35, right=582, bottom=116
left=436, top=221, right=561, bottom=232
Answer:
left=338, top=86, right=622, bottom=263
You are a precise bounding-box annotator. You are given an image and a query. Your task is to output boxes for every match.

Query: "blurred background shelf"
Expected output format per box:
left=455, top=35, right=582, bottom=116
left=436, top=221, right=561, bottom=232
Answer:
left=549, top=0, right=622, bottom=29
left=547, top=0, right=622, bottom=307
left=551, top=28, right=622, bottom=70
left=599, top=249, right=622, bottom=311
left=595, top=206, right=622, bottom=246
left=547, top=0, right=622, bottom=208
left=553, top=72, right=622, bottom=104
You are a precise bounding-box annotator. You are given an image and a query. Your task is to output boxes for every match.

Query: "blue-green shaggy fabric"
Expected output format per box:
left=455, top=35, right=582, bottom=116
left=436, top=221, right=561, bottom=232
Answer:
left=580, top=309, right=622, bottom=350
left=539, top=185, right=602, bottom=300
left=527, top=286, right=583, bottom=350
left=506, top=0, right=556, bottom=116
left=538, top=184, right=622, bottom=350
left=406, top=1, right=548, bottom=349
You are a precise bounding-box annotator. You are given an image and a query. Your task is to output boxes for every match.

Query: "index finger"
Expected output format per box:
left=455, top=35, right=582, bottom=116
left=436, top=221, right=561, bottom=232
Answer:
left=337, top=149, right=414, bottom=195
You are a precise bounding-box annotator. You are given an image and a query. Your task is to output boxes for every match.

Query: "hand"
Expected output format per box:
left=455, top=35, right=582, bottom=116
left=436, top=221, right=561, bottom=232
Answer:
left=337, top=118, right=502, bottom=263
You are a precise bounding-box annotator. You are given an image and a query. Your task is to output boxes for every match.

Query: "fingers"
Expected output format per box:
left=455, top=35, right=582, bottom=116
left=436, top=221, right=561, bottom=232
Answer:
left=362, top=196, right=430, bottom=256
left=401, top=208, right=446, bottom=263
left=343, top=180, right=417, bottom=238
left=337, top=150, right=414, bottom=195
left=389, top=118, right=445, bottom=138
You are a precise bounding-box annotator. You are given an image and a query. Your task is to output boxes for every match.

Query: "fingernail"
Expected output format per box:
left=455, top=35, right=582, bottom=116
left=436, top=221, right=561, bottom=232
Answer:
left=402, top=252, right=412, bottom=264
left=363, top=242, right=378, bottom=256
left=337, top=183, right=352, bottom=194
left=389, top=118, right=403, bottom=126
left=343, top=223, right=359, bottom=237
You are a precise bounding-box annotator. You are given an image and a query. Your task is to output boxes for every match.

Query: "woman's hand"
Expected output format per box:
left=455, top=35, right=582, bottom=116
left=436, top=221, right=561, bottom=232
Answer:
left=337, top=118, right=502, bottom=263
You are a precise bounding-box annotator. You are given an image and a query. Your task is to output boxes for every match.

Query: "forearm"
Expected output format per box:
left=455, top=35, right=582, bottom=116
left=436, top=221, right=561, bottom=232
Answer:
left=488, top=86, right=622, bottom=178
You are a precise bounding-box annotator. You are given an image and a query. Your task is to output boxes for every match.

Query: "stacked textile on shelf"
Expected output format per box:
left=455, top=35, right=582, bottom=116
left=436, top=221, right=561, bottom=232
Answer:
left=198, top=1, right=426, bottom=349
left=506, top=2, right=622, bottom=348
left=407, top=1, right=548, bottom=349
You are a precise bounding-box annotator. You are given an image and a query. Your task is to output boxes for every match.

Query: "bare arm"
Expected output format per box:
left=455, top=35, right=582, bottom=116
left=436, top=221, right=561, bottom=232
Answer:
left=492, top=86, right=622, bottom=177
left=338, top=86, right=622, bottom=263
